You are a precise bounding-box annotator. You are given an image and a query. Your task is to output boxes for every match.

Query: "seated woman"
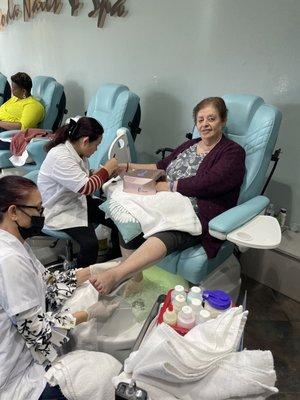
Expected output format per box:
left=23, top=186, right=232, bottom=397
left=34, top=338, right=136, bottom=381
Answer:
left=0, top=176, right=118, bottom=400
left=38, top=116, right=121, bottom=268
left=0, top=72, right=45, bottom=148
left=90, top=97, right=246, bottom=294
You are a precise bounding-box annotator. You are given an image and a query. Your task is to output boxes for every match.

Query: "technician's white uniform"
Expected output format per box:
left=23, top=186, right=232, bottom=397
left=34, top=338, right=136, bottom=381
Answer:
left=0, top=228, right=75, bottom=400
left=0, top=229, right=47, bottom=399
left=38, top=140, right=90, bottom=230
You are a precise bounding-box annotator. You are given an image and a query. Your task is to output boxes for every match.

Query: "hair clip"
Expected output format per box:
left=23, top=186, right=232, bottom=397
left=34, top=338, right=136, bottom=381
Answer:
left=68, top=119, right=78, bottom=138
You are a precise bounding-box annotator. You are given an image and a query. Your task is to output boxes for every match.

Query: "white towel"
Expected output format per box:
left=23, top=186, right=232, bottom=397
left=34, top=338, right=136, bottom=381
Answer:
left=110, top=181, right=202, bottom=237
left=122, top=306, right=277, bottom=399
left=9, top=149, right=29, bottom=166
left=132, top=350, right=277, bottom=400
left=44, top=350, right=121, bottom=400
left=125, top=307, right=247, bottom=381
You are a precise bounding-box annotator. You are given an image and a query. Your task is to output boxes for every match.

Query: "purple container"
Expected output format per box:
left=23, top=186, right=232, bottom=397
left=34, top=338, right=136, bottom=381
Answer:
left=202, top=290, right=232, bottom=310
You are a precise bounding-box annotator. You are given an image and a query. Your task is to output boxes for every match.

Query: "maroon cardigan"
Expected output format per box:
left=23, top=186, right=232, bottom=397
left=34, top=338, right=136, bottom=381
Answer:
left=157, top=135, right=246, bottom=258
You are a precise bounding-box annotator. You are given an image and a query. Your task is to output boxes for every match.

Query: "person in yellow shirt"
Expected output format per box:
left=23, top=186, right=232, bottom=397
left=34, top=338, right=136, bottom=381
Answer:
left=0, top=72, right=45, bottom=150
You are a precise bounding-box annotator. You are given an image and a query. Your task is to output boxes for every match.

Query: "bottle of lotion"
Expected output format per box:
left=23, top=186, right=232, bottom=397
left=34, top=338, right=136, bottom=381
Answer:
left=187, top=286, right=202, bottom=304
left=163, top=304, right=177, bottom=326
left=177, top=306, right=196, bottom=330
left=173, top=294, right=187, bottom=313
left=171, top=285, right=186, bottom=301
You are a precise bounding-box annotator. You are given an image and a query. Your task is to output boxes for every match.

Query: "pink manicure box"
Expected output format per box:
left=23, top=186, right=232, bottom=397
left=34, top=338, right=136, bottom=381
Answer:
left=122, top=169, right=166, bottom=195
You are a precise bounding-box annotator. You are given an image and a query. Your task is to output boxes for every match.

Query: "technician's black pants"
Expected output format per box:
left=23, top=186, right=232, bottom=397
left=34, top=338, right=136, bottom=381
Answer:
left=60, top=196, right=121, bottom=267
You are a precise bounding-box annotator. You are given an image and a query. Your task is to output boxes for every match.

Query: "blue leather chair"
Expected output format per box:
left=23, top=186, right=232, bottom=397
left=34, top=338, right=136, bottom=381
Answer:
left=87, top=83, right=140, bottom=169
left=0, top=76, right=66, bottom=170
left=0, top=73, right=11, bottom=106
left=157, top=94, right=282, bottom=286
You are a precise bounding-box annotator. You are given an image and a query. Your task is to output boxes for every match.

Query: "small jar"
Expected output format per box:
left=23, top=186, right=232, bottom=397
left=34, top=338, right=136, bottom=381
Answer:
left=177, top=306, right=196, bottom=330
left=172, top=294, right=187, bottom=313
left=202, top=290, right=232, bottom=318
left=163, top=304, right=177, bottom=326
left=197, top=309, right=211, bottom=324
left=187, top=286, right=202, bottom=304
left=171, top=285, right=186, bottom=301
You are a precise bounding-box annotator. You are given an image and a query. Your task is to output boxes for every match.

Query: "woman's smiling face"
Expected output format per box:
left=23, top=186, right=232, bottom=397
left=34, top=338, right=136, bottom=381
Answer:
left=196, top=105, right=225, bottom=141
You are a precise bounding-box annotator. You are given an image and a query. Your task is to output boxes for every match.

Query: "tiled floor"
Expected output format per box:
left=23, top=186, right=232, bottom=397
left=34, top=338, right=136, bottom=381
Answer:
left=242, top=276, right=300, bottom=399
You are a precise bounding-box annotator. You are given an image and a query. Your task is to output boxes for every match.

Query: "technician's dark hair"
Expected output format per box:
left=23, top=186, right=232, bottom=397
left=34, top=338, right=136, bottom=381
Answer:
left=46, top=116, right=104, bottom=152
left=193, top=97, right=228, bottom=123
left=11, top=72, right=32, bottom=95
left=0, top=176, right=37, bottom=223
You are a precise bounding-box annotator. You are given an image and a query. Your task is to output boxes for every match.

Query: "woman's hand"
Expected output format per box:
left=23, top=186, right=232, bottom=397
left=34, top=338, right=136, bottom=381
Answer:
left=117, top=163, right=128, bottom=174
left=103, top=158, right=118, bottom=176
left=156, top=181, right=170, bottom=192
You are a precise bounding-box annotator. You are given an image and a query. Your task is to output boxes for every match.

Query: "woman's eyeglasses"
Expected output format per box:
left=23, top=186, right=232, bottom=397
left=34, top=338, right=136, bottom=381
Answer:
left=17, top=204, right=45, bottom=215
left=0, top=204, right=44, bottom=215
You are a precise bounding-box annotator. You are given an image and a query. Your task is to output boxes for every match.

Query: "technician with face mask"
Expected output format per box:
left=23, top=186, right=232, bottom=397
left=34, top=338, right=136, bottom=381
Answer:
left=0, top=175, right=119, bottom=400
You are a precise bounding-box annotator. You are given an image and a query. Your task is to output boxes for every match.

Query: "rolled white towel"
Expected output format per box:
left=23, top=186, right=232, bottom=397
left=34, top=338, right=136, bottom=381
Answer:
left=45, top=350, right=121, bottom=400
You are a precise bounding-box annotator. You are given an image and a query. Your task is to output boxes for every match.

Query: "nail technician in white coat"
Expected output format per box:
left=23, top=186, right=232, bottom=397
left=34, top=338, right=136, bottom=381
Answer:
left=0, top=176, right=118, bottom=400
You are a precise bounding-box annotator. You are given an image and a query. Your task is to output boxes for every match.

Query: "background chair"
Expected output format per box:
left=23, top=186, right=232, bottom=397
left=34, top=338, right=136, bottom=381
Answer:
left=157, top=94, right=282, bottom=299
left=0, top=73, right=11, bottom=106
left=87, top=83, right=140, bottom=170
left=22, top=83, right=140, bottom=176
left=0, top=76, right=67, bottom=170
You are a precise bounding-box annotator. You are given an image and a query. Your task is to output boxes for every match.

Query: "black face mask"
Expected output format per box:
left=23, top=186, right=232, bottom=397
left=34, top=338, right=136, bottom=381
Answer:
left=16, top=215, right=45, bottom=240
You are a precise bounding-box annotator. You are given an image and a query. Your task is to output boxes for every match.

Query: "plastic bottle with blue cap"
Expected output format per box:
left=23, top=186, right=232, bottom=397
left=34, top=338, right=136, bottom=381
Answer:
left=202, top=289, right=232, bottom=318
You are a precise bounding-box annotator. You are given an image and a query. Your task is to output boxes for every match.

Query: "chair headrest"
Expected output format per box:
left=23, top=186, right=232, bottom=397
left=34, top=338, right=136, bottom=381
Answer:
left=87, top=83, right=129, bottom=116
left=222, top=94, right=265, bottom=136
left=32, top=76, right=64, bottom=130
left=86, top=83, right=140, bottom=170
left=223, top=94, right=282, bottom=203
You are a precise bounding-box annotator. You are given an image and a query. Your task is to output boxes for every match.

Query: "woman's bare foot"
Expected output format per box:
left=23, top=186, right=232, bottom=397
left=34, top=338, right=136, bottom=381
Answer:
left=89, top=268, right=119, bottom=295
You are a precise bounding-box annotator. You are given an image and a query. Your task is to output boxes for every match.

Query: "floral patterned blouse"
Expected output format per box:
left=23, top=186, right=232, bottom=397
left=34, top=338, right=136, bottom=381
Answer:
left=166, top=142, right=207, bottom=211
left=15, top=268, right=77, bottom=364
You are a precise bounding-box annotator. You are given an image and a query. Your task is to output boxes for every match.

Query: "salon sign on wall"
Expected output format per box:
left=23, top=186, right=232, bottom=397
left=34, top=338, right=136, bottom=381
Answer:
left=0, top=0, right=127, bottom=30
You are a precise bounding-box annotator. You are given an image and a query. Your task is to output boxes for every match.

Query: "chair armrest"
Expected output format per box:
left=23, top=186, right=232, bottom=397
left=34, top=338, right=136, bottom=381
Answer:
left=1, top=129, right=52, bottom=140
left=209, top=195, right=269, bottom=240
left=0, top=129, right=20, bottom=139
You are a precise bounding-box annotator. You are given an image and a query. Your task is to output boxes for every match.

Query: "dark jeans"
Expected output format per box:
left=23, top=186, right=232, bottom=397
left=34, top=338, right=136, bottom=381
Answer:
left=39, top=383, right=67, bottom=400
left=0, top=140, right=10, bottom=150
left=0, top=127, right=10, bottom=150
left=60, top=196, right=121, bottom=267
